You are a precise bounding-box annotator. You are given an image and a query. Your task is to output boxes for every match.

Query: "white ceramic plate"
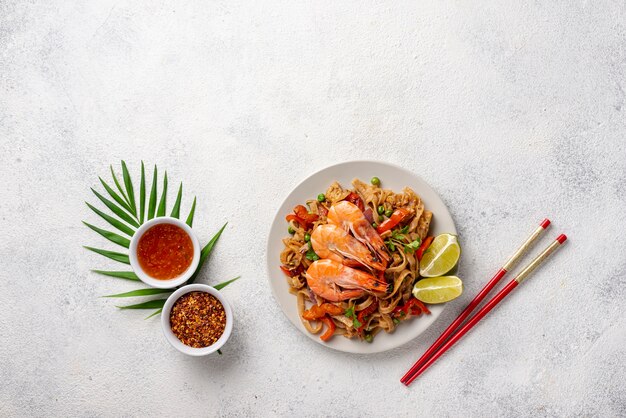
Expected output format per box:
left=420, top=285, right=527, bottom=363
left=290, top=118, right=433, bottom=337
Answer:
left=266, top=161, right=457, bottom=354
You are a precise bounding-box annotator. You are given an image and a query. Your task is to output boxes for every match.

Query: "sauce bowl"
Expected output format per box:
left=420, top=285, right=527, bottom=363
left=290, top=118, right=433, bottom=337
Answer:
left=129, top=217, right=200, bottom=289
left=161, top=284, right=234, bottom=356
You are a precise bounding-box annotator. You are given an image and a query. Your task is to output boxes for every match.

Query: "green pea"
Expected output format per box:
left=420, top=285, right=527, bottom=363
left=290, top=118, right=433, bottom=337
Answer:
left=317, top=193, right=325, bottom=202
left=288, top=226, right=295, bottom=234
left=364, top=334, right=373, bottom=343
left=377, top=205, right=385, bottom=215
left=371, top=177, right=381, bottom=186
left=372, top=222, right=378, bottom=228
left=385, top=209, right=393, bottom=217
left=379, top=216, right=384, bottom=222
left=304, top=233, right=311, bottom=242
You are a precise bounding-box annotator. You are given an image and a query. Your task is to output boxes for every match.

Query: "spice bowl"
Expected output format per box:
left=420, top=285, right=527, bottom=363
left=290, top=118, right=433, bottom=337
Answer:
left=129, top=217, right=200, bottom=289
left=161, top=284, right=233, bottom=356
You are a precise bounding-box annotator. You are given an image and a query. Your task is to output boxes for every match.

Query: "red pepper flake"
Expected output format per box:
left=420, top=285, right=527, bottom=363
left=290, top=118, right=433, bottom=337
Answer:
left=170, top=292, right=226, bottom=348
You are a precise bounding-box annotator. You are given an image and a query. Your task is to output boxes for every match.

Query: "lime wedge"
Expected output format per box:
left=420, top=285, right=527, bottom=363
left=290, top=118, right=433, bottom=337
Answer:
left=412, top=276, right=463, bottom=304
left=419, top=233, right=461, bottom=277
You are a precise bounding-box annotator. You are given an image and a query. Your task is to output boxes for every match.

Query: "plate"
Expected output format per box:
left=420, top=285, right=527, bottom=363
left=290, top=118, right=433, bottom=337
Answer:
left=266, top=161, right=457, bottom=353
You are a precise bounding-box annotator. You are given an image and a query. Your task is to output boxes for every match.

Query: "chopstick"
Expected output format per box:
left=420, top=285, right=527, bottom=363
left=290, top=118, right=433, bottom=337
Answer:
left=400, top=219, right=551, bottom=384
left=403, top=234, right=567, bottom=386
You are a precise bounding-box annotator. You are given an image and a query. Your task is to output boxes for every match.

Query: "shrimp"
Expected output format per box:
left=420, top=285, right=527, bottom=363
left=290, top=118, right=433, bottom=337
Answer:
left=310, top=224, right=386, bottom=272
left=305, top=259, right=390, bottom=302
left=327, top=201, right=390, bottom=266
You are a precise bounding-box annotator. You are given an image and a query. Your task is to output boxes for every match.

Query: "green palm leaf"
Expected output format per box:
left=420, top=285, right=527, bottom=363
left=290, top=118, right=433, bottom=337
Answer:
left=92, top=270, right=139, bottom=281
left=85, top=202, right=135, bottom=236
left=117, top=299, right=167, bottom=309
left=84, top=246, right=130, bottom=264
left=214, top=276, right=240, bottom=290
left=157, top=171, right=168, bottom=217
left=110, top=165, right=130, bottom=206
left=99, top=177, right=133, bottom=214
left=148, top=165, right=158, bottom=220
left=187, top=222, right=227, bottom=284
left=90, top=188, right=140, bottom=228
left=83, top=221, right=130, bottom=248
left=145, top=308, right=162, bottom=319
left=121, top=161, right=137, bottom=217
left=139, top=162, right=146, bottom=224
left=104, top=288, right=172, bottom=298
left=171, top=183, right=183, bottom=218
left=186, top=197, right=197, bottom=227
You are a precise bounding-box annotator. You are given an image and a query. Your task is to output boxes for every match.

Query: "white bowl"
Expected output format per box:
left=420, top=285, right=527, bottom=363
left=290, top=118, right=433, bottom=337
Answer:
left=129, top=217, right=200, bottom=289
left=161, top=284, right=234, bottom=356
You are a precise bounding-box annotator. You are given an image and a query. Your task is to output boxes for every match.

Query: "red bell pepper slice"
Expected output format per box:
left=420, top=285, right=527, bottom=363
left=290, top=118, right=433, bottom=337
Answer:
left=416, top=236, right=434, bottom=261
left=393, top=297, right=429, bottom=318
left=376, top=208, right=411, bottom=234
left=286, top=205, right=319, bottom=229
left=344, top=192, right=365, bottom=212
left=320, top=315, right=336, bottom=341
left=357, top=301, right=378, bottom=332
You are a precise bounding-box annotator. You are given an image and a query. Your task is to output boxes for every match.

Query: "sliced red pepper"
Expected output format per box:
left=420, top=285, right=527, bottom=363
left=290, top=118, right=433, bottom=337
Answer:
left=344, top=192, right=365, bottom=212
left=393, top=298, right=426, bottom=318
left=357, top=301, right=378, bottom=332
left=320, top=315, right=336, bottom=341
left=376, top=208, right=411, bottom=234
left=286, top=214, right=308, bottom=228
left=416, top=236, right=434, bottom=261
left=294, top=205, right=319, bottom=224
left=280, top=264, right=304, bottom=278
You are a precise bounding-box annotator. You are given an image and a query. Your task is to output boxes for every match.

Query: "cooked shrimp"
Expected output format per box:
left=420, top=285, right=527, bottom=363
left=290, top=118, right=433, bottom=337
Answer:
left=327, top=201, right=390, bottom=266
left=310, top=224, right=386, bottom=272
left=306, top=259, right=390, bottom=302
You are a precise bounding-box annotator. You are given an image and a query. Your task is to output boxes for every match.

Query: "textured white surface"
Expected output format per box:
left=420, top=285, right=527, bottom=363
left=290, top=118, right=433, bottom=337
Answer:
left=1, top=1, right=625, bottom=417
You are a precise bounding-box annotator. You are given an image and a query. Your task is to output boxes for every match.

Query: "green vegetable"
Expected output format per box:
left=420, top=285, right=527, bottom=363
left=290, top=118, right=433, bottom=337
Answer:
left=288, top=226, right=295, bottom=234
left=364, top=334, right=373, bottom=343
left=371, top=177, right=381, bottom=186
left=379, top=216, right=384, bottom=222
left=393, top=318, right=400, bottom=325
left=404, top=239, right=422, bottom=253
left=305, top=245, right=319, bottom=261
left=377, top=205, right=385, bottom=215
left=372, top=222, right=378, bottom=228
left=304, top=233, right=311, bottom=242
left=385, top=209, right=393, bottom=217
left=345, top=306, right=355, bottom=318
left=385, top=240, right=396, bottom=252
left=317, top=193, right=325, bottom=202
left=353, top=317, right=362, bottom=329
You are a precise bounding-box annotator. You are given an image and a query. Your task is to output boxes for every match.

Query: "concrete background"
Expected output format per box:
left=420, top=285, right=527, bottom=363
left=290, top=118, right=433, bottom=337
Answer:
left=1, top=1, right=625, bottom=416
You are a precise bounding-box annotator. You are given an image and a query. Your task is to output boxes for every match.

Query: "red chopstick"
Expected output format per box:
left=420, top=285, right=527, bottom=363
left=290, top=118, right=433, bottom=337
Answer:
left=403, top=234, right=567, bottom=385
left=401, top=219, right=551, bottom=384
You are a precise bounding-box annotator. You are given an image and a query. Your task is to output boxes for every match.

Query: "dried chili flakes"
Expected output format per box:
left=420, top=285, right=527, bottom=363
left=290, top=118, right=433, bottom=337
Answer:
left=170, top=292, right=226, bottom=348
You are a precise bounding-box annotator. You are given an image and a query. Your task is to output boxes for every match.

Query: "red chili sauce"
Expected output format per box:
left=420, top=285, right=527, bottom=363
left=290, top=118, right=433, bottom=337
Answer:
left=137, top=223, right=194, bottom=280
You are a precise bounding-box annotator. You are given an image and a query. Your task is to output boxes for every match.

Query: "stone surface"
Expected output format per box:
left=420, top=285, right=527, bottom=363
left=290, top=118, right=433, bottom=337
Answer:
left=1, top=1, right=625, bottom=417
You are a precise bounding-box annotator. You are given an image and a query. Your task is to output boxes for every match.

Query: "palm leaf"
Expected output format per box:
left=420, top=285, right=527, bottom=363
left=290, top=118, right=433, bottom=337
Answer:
left=148, top=165, right=158, bottom=220
left=104, top=288, right=172, bottom=298
left=84, top=246, right=130, bottom=264
left=110, top=165, right=130, bottom=206
left=214, top=276, right=240, bottom=290
left=117, top=299, right=167, bottom=309
left=83, top=221, right=130, bottom=248
left=187, top=222, right=227, bottom=284
left=92, top=270, right=139, bottom=281
left=171, top=182, right=183, bottom=218
left=145, top=308, right=162, bottom=319
left=99, top=177, right=133, bottom=214
left=90, top=188, right=140, bottom=228
left=157, top=171, right=168, bottom=217
left=121, top=160, right=137, bottom=217
left=139, top=162, right=146, bottom=224
left=85, top=202, right=135, bottom=236
left=186, top=197, right=197, bottom=227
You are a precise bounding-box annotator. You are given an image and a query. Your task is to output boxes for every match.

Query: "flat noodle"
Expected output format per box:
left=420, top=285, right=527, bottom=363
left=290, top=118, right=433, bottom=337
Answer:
left=279, top=178, right=434, bottom=342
